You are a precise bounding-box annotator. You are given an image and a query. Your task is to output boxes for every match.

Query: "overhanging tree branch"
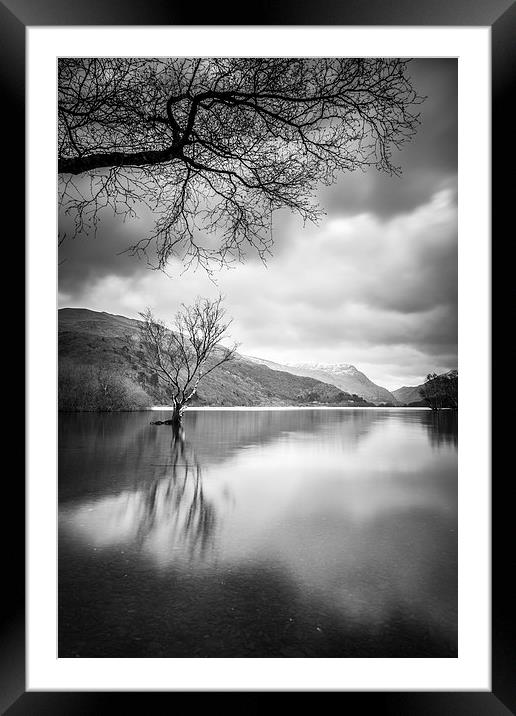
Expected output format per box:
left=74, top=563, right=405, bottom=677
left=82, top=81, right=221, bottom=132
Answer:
left=58, top=57, right=424, bottom=272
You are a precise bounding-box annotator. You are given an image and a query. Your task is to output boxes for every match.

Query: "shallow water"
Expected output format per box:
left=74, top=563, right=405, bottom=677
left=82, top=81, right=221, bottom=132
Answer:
left=58, top=408, right=457, bottom=657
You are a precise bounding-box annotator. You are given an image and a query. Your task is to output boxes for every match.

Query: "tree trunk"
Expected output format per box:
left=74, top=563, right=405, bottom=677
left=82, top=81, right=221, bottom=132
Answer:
left=171, top=404, right=183, bottom=429
left=150, top=403, right=185, bottom=429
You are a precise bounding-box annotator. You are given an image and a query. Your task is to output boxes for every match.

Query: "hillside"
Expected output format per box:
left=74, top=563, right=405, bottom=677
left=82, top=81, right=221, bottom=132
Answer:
left=246, top=356, right=397, bottom=405
left=392, top=371, right=458, bottom=406
left=58, top=309, right=374, bottom=410
left=392, top=384, right=424, bottom=405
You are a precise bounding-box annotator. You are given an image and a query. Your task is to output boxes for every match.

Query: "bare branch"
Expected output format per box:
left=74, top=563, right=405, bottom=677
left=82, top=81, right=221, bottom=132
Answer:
left=59, top=57, right=424, bottom=271
left=137, top=296, right=238, bottom=421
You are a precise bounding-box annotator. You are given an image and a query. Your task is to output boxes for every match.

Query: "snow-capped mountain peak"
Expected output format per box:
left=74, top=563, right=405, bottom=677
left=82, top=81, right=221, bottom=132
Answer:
left=244, top=356, right=396, bottom=405
left=289, top=362, right=357, bottom=375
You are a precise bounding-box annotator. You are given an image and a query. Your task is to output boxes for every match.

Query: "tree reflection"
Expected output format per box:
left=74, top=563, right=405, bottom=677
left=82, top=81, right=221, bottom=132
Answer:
left=60, top=422, right=224, bottom=563
left=137, top=423, right=219, bottom=559
left=422, top=410, right=458, bottom=449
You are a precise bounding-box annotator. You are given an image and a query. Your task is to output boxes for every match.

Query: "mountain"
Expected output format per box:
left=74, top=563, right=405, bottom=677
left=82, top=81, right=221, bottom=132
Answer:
left=246, top=357, right=397, bottom=405
left=58, top=308, right=374, bottom=410
left=391, top=384, right=424, bottom=405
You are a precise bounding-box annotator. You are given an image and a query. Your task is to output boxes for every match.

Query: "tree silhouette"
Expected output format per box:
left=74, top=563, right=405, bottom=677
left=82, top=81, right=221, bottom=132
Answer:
left=58, top=57, right=423, bottom=271
left=419, top=371, right=458, bottom=411
left=138, top=296, right=237, bottom=427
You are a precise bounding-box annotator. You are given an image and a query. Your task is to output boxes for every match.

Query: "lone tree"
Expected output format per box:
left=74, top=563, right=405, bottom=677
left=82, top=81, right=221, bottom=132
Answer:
left=138, top=296, right=237, bottom=428
left=419, top=371, right=458, bottom=411
left=58, top=57, right=423, bottom=271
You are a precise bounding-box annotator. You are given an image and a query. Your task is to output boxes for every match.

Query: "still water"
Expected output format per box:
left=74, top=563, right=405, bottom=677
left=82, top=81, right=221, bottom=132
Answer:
left=59, top=408, right=457, bottom=657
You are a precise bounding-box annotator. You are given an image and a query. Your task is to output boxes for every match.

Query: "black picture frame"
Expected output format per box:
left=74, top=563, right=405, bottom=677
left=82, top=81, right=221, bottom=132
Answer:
left=7, top=0, right=512, bottom=712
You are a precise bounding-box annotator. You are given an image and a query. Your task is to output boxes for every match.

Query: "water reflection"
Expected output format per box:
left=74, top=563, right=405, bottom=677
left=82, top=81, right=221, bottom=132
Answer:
left=59, top=409, right=378, bottom=502
left=59, top=408, right=457, bottom=657
left=60, top=423, right=222, bottom=564
left=136, top=425, right=219, bottom=560
left=422, top=410, right=458, bottom=449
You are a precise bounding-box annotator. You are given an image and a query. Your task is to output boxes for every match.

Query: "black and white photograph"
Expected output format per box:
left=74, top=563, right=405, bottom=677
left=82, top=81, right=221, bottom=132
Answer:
left=56, top=56, right=459, bottom=659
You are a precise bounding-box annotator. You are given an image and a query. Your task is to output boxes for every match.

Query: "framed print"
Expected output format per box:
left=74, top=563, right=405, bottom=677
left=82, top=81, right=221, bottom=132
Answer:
left=4, top=0, right=512, bottom=711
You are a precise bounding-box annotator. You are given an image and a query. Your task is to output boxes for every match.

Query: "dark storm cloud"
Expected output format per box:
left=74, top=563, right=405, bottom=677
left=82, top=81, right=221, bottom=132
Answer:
left=321, top=59, right=457, bottom=220
left=58, top=203, right=157, bottom=298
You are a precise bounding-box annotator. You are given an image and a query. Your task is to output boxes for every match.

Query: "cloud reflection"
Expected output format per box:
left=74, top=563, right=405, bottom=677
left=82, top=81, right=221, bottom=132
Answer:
left=60, top=425, right=221, bottom=563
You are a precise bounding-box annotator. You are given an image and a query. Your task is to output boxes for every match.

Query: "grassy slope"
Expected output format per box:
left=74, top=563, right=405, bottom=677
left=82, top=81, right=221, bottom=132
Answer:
left=391, top=385, right=424, bottom=405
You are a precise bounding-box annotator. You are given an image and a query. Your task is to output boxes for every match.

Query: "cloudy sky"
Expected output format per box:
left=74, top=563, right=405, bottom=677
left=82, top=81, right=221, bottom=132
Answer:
left=58, top=59, right=457, bottom=391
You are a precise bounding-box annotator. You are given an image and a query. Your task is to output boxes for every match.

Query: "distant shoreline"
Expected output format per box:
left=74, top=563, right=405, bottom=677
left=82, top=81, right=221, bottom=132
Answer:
left=59, top=405, right=434, bottom=413
left=151, top=405, right=432, bottom=411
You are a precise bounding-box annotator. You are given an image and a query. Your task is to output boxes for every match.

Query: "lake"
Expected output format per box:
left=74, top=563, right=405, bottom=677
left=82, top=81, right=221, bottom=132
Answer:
left=58, top=408, right=457, bottom=658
